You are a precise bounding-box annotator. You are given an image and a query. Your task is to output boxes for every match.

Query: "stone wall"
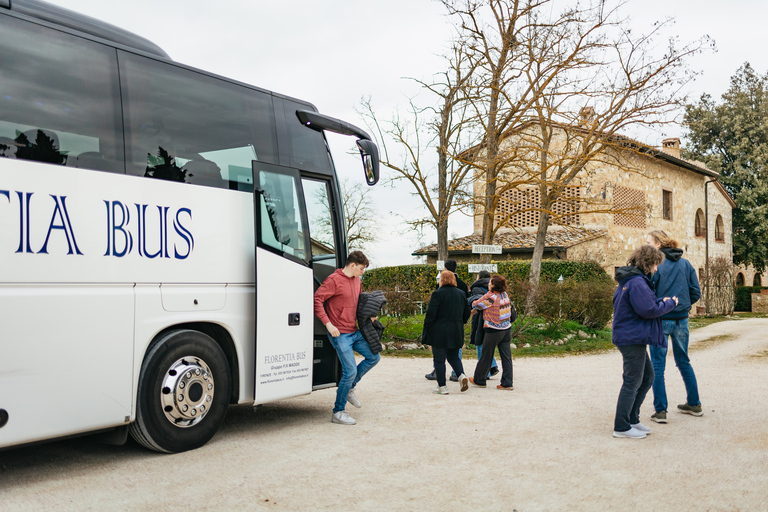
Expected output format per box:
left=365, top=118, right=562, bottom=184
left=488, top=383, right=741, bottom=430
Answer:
left=472, top=129, right=733, bottom=285
left=751, top=291, right=768, bottom=313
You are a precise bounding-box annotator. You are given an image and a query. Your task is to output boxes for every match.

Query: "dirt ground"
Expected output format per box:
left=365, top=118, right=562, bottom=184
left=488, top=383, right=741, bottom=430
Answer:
left=2, top=318, right=768, bottom=511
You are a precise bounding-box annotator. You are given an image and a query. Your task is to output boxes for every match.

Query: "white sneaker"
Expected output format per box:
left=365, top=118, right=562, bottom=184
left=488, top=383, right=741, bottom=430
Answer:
left=631, top=422, right=651, bottom=434
left=331, top=410, right=356, bottom=425
left=347, top=388, right=361, bottom=408
left=458, top=374, right=469, bottom=392
left=433, top=386, right=449, bottom=394
left=613, top=427, right=646, bottom=439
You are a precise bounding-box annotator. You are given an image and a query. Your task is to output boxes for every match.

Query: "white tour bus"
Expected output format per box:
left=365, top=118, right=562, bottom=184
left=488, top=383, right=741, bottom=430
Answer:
left=0, top=0, right=380, bottom=453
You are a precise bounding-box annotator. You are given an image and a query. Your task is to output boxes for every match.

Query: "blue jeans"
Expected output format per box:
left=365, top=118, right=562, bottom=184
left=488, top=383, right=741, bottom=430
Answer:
left=327, top=330, right=380, bottom=413
left=649, top=319, right=700, bottom=412
left=615, top=344, right=654, bottom=432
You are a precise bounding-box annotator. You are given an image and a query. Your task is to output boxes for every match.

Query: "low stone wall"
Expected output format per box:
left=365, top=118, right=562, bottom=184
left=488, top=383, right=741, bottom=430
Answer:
left=751, top=291, right=768, bottom=313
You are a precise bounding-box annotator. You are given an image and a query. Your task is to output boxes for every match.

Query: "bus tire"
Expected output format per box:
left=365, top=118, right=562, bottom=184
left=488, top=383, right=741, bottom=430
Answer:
left=129, top=329, right=231, bottom=453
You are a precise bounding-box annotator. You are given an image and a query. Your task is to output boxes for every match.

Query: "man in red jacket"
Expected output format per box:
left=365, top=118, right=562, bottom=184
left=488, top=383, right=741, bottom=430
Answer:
left=314, top=251, right=380, bottom=425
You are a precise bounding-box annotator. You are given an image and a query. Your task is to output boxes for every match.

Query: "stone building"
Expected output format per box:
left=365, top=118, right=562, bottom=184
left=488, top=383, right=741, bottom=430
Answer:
left=413, top=122, right=735, bottom=297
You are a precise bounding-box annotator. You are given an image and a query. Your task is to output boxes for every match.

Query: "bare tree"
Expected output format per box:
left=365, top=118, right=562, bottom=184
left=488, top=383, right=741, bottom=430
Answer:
left=311, top=177, right=378, bottom=251
left=447, top=0, right=711, bottom=312
left=359, top=43, right=476, bottom=261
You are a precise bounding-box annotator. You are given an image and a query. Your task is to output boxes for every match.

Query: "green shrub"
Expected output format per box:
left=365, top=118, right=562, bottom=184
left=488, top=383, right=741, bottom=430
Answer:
left=734, top=286, right=767, bottom=312
left=364, top=261, right=614, bottom=328
left=529, top=279, right=615, bottom=329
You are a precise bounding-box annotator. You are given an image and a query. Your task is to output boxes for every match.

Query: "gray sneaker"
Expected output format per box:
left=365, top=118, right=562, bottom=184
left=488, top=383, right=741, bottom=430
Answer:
left=347, top=388, right=361, bottom=408
left=612, top=427, right=646, bottom=439
left=631, top=422, right=652, bottom=434
left=651, top=411, right=667, bottom=423
left=433, top=386, right=449, bottom=395
left=331, top=410, right=356, bottom=425
left=678, top=403, right=703, bottom=416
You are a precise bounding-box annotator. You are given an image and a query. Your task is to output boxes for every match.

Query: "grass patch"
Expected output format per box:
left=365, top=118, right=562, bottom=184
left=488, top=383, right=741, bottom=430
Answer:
left=689, top=312, right=768, bottom=330
left=379, top=314, right=613, bottom=358
left=749, top=350, right=768, bottom=359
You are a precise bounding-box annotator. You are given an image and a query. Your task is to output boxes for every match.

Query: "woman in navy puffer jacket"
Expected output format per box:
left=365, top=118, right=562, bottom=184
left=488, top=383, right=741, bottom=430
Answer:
left=612, top=245, right=677, bottom=439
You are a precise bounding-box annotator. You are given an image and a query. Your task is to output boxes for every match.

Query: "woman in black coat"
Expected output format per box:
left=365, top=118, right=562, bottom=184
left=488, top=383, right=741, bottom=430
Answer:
left=423, top=270, right=471, bottom=394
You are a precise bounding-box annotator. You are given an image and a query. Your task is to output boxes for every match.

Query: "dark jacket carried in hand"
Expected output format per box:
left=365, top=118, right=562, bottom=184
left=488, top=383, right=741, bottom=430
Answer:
left=422, top=284, right=471, bottom=349
left=357, top=291, right=387, bottom=354
left=467, top=277, right=490, bottom=346
left=651, top=247, right=701, bottom=320
left=612, top=265, right=676, bottom=348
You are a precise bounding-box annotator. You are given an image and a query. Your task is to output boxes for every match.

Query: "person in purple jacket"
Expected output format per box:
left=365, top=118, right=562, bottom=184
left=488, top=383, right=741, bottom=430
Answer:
left=612, top=245, right=678, bottom=439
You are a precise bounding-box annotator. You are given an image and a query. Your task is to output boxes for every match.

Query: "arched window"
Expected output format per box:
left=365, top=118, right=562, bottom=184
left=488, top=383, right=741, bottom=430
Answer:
left=754, top=273, right=762, bottom=287
left=736, top=273, right=745, bottom=287
left=715, top=215, right=725, bottom=242
left=694, top=209, right=705, bottom=237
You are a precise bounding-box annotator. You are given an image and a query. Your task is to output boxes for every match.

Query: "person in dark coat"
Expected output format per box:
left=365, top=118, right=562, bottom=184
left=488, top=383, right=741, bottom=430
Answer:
left=612, top=245, right=678, bottom=439
left=425, top=259, right=468, bottom=381
left=467, top=270, right=499, bottom=378
left=647, top=230, right=703, bottom=422
left=422, top=270, right=471, bottom=394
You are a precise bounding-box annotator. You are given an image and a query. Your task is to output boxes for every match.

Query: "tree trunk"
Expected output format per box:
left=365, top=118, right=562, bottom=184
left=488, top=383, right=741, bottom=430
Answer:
left=525, top=209, right=550, bottom=315
left=436, top=216, right=449, bottom=262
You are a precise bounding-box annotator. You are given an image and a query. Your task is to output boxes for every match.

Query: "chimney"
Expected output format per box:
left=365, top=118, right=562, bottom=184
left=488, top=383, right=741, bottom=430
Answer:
left=579, top=107, right=595, bottom=127
left=662, top=137, right=680, bottom=158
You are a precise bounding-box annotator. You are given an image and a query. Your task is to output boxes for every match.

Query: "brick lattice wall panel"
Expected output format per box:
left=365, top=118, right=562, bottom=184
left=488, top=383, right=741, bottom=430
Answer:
left=613, top=185, right=646, bottom=228
left=496, top=187, right=581, bottom=228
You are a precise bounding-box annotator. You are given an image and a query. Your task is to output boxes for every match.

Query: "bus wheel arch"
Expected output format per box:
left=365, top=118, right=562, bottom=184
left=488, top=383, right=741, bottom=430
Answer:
left=129, top=329, right=231, bottom=453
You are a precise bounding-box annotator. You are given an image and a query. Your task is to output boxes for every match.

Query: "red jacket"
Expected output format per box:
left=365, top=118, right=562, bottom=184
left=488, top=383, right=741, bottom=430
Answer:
left=313, top=269, right=361, bottom=334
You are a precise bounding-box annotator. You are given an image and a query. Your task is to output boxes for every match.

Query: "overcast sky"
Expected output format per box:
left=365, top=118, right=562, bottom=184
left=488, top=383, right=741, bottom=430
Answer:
left=48, top=0, right=768, bottom=267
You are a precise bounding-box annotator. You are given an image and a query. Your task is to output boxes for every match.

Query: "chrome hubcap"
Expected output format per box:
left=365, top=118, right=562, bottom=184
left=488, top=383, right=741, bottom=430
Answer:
left=160, top=356, right=214, bottom=427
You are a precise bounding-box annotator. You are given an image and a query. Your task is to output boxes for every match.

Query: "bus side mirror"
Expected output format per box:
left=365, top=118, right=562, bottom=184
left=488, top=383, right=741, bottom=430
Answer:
left=356, top=139, right=379, bottom=186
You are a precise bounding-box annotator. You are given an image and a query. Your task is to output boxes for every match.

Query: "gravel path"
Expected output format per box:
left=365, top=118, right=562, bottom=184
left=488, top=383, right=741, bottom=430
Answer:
left=2, top=319, right=768, bottom=511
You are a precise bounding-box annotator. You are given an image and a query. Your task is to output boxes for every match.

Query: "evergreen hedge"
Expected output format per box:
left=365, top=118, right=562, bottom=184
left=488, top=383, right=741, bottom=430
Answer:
left=363, top=261, right=612, bottom=317
left=734, top=286, right=767, bottom=311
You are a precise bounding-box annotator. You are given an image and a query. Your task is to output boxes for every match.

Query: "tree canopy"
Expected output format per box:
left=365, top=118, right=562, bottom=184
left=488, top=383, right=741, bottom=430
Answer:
left=684, top=63, right=768, bottom=272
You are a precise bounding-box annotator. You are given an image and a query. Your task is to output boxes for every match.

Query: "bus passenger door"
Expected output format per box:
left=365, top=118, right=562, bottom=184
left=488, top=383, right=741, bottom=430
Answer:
left=252, top=162, right=313, bottom=403
left=300, top=177, right=342, bottom=389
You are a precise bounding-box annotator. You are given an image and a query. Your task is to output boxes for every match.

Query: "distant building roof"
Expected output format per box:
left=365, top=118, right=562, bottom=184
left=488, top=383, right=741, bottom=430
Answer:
left=412, top=228, right=608, bottom=256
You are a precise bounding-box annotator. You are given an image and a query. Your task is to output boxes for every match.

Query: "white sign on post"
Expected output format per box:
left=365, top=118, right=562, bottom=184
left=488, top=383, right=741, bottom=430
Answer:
left=469, top=264, right=498, bottom=273
left=472, top=244, right=502, bottom=254
left=436, top=260, right=445, bottom=271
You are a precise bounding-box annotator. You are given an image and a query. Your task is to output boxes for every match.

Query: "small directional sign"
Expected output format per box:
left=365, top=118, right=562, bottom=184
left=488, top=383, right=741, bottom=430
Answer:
left=469, top=264, right=498, bottom=273
left=472, top=244, right=502, bottom=254
left=436, top=260, right=445, bottom=271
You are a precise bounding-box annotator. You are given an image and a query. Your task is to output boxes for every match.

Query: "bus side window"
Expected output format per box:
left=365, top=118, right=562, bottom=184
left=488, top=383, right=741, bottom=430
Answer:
left=255, top=166, right=309, bottom=265
left=120, top=51, right=278, bottom=191
left=0, top=15, right=124, bottom=173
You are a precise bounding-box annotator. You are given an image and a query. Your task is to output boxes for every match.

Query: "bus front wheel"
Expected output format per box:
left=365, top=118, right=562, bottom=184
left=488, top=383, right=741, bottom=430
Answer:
left=129, top=329, right=231, bottom=453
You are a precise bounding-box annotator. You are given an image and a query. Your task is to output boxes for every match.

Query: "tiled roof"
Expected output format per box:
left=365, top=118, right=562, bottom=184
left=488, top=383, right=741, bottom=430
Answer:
left=412, top=228, right=608, bottom=255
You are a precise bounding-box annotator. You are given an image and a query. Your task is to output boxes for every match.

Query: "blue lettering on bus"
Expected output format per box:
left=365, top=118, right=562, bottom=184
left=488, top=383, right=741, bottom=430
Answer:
left=102, top=200, right=193, bottom=260
left=1, top=192, right=194, bottom=259
left=104, top=200, right=134, bottom=257
left=38, top=195, right=83, bottom=255
left=15, top=191, right=34, bottom=253
left=173, top=208, right=194, bottom=259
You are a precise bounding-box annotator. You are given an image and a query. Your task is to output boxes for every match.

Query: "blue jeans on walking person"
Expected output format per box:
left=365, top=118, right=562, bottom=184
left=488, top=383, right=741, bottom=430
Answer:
left=649, top=318, right=700, bottom=412
left=615, top=344, right=654, bottom=432
left=327, top=330, right=380, bottom=413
